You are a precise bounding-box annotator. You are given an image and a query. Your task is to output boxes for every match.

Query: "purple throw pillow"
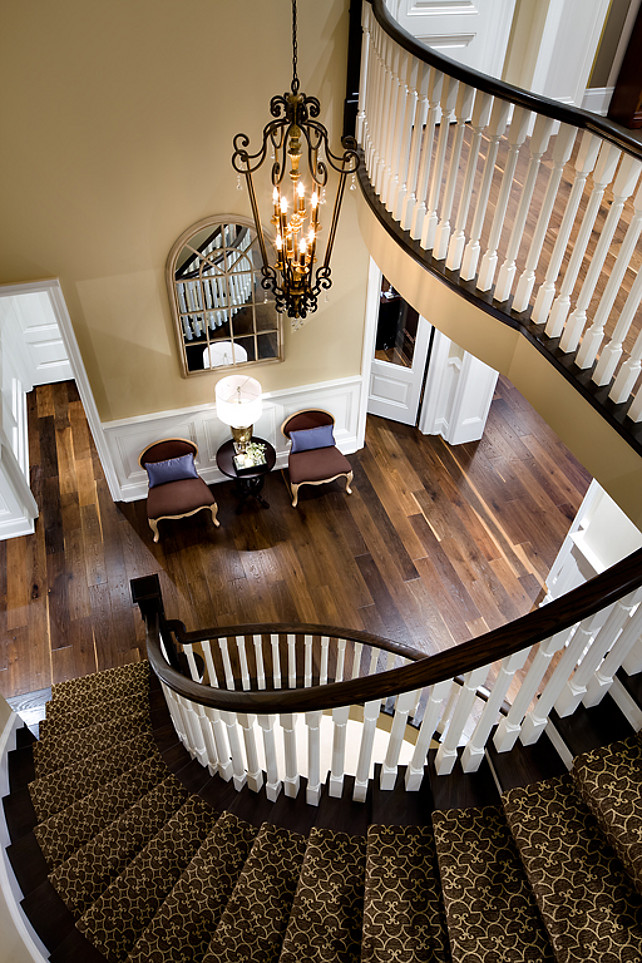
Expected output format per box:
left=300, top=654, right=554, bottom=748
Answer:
left=145, top=453, right=199, bottom=488
left=290, top=424, right=335, bottom=453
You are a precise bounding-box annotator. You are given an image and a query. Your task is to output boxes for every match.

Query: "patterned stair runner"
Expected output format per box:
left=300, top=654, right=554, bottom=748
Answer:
left=202, top=822, right=307, bottom=963
left=572, top=732, right=642, bottom=897
left=503, top=773, right=642, bottom=963
left=280, top=827, right=367, bottom=963
left=433, top=804, right=555, bottom=962
left=33, top=710, right=150, bottom=777
left=362, top=824, right=449, bottom=963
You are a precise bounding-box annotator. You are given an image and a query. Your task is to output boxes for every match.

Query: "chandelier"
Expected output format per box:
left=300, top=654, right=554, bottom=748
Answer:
left=232, top=0, right=359, bottom=324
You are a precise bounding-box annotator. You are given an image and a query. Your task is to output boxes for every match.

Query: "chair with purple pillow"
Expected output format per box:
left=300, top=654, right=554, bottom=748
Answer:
left=139, top=438, right=220, bottom=542
left=280, top=409, right=353, bottom=508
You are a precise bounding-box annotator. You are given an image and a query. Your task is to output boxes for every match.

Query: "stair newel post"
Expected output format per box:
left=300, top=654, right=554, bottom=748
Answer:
left=513, top=123, right=577, bottom=312
left=405, top=679, right=451, bottom=791
left=390, top=54, right=420, bottom=220
left=353, top=698, right=380, bottom=802
left=238, top=713, right=263, bottom=794
left=476, top=106, right=530, bottom=292
left=419, top=75, right=459, bottom=252
left=555, top=590, right=641, bottom=717
left=584, top=589, right=642, bottom=706
left=494, top=627, right=573, bottom=751
left=545, top=141, right=621, bottom=339
left=380, top=689, right=418, bottom=790
left=287, top=634, right=297, bottom=689
left=305, top=709, right=323, bottom=806
left=494, top=113, right=555, bottom=302
left=602, top=270, right=642, bottom=397
left=131, top=574, right=181, bottom=673
left=460, top=97, right=511, bottom=280
left=329, top=704, right=350, bottom=798
left=432, top=82, right=475, bottom=261
left=281, top=713, right=301, bottom=799
left=355, top=3, right=371, bottom=146
left=461, top=649, right=531, bottom=772
left=435, top=665, right=488, bottom=775
left=563, top=154, right=642, bottom=357
left=585, top=179, right=642, bottom=379
left=445, top=90, right=493, bottom=272
left=400, top=61, right=431, bottom=229
left=409, top=68, right=444, bottom=240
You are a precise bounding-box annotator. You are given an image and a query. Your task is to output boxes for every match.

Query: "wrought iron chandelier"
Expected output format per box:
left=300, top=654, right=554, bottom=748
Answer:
left=232, top=0, right=359, bottom=324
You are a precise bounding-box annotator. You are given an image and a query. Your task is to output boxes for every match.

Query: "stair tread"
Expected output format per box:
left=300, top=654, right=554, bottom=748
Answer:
left=550, top=692, right=634, bottom=758
left=3, top=785, right=38, bottom=842
left=8, top=744, right=36, bottom=792
left=617, top=667, right=642, bottom=707
left=487, top=728, right=568, bottom=792
left=77, top=794, right=218, bottom=960
left=503, top=773, right=642, bottom=963
left=28, top=731, right=158, bottom=820
left=280, top=827, right=367, bottom=963
left=34, top=709, right=150, bottom=777
left=202, top=821, right=307, bottom=963
left=572, top=732, right=642, bottom=896
left=50, top=661, right=149, bottom=707
left=49, top=774, right=188, bottom=916
left=41, top=690, right=149, bottom=740
left=126, top=811, right=258, bottom=963
left=362, top=824, right=449, bottom=963
left=34, top=753, right=169, bottom=868
left=433, top=804, right=555, bottom=963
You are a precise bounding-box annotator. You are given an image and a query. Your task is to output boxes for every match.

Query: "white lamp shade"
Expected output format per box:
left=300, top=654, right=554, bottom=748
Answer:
left=215, top=375, right=262, bottom=428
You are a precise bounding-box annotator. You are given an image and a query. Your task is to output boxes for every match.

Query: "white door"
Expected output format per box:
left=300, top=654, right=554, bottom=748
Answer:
left=12, top=290, right=73, bottom=385
left=391, top=0, right=516, bottom=78
left=367, top=283, right=432, bottom=425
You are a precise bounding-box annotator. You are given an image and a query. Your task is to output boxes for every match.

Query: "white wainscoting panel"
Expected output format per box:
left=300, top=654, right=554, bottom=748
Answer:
left=102, top=376, right=366, bottom=502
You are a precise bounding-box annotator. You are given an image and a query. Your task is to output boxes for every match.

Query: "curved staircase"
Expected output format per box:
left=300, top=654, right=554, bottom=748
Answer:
left=4, top=660, right=642, bottom=963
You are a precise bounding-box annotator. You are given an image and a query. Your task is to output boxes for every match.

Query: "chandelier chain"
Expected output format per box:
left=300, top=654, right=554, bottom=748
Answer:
left=291, top=0, right=299, bottom=94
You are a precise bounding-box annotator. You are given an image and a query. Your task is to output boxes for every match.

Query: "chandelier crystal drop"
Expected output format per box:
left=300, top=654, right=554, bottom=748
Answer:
left=231, top=0, right=359, bottom=326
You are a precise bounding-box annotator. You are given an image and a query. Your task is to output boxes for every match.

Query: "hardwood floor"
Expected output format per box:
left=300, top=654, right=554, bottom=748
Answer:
left=0, top=377, right=590, bottom=700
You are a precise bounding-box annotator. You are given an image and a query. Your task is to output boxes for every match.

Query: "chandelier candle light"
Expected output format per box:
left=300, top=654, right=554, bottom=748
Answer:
left=232, top=0, right=359, bottom=324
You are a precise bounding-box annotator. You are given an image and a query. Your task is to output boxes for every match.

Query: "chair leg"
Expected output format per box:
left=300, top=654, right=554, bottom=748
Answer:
left=148, top=518, right=160, bottom=543
left=345, top=471, right=354, bottom=495
left=209, top=504, right=220, bottom=528
left=291, top=483, right=300, bottom=508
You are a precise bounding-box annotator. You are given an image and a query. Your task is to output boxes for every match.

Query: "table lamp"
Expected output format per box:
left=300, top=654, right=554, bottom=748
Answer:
left=215, top=375, right=262, bottom=451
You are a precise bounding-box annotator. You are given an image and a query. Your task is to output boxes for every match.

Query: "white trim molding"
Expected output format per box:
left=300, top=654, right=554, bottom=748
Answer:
left=582, top=86, right=614, bottom=116
left=103, top=376, right=366, bottom=502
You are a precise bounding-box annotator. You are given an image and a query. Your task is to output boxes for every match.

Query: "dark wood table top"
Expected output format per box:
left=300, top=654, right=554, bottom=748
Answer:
left=216, top=437, right=276, bottom=480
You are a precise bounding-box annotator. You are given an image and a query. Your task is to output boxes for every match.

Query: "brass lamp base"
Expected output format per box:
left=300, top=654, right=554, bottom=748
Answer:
left=231, top=425, right=253, bottom=452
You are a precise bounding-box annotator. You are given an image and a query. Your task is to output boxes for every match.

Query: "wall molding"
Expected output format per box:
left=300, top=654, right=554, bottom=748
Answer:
left=102, top=375, right=367, bottom=502
left=582, top=86, right=614, bottom=116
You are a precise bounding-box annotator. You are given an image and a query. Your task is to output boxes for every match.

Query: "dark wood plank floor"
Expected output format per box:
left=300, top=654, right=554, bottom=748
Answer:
left=0, top=376, right=590, bottom=699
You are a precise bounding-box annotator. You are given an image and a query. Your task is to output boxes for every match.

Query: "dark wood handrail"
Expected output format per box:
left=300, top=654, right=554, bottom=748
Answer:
left=137, top=547, right=642, bottom=714
left=367, top=0, right=642, bottom=159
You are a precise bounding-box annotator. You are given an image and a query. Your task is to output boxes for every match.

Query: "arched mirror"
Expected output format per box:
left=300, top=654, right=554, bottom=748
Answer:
left=167, top=216, right=283, bottom=376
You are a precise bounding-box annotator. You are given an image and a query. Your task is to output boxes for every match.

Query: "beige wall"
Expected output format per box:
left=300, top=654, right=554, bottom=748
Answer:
left=0, top=0, right=370, bottom=421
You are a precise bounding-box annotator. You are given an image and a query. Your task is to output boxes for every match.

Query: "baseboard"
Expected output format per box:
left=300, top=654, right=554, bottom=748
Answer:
left=582, top=86, right=613, bottom=116
left=102, top=375, right=366, bottom=502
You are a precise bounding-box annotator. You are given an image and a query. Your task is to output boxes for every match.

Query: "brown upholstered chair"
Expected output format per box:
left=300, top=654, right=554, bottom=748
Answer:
left=281, top=409, right=353, bottom=508
left=139, top=438, right=219, bottom=542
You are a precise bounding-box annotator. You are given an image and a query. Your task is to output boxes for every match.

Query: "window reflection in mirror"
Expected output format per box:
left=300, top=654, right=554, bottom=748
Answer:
left=167, top=217, right=282, bottom=376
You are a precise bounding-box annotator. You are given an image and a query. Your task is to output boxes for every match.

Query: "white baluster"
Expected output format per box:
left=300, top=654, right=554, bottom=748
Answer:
left=400, top=62, right=431, bottom=229
left=420, top=75, right=459, bottom=252
left=219, top=638, right=236, bottom=690
left=183, top=643, right=201, bottom=682
left=584, top=591, right=642, bottom=706
left=329, top=705, right=350, bottom=798
left=270, top=634, right=281, bottom=690
left=369, top=29, right=392, bottom=186
left=609, top=315, right=642, bottom=403
left=351, top=641, right=363, bottom=680
left=380, top=689, right=418, bottom=789
left=629, top=383, right=642, bottom=422
left=162, top=681, right=187, bottom=746
left=589, top=185, right=642, bottom=380
left=335, top=638, right=347, bottom=682
left=564, top=155, right=642, bottom=357
left=287, top=633, right=297, bottom=689
left=461, top=649, right=531, bottom=772
left=353, top=699, right=380, bottom=802
left=435, top=665, right=488, bottom=775
left=435, top=679, right=458, bottom=735
left=381, top=45, right=407, bottom=205
left=532, top=131, right=601, bottom=324
left=306, top=709, right=323, bottom=805
left=390, top=55, right=420, bottom=219
left=235, top=636, right=251, bottom=691
left=623, top=632, right=642, bottom=674
left=179, top=694, right=207, bottom=763
left=494, top=627, right=574, bottom=751
left=258, top=714, right=282, bottom=801
left=460, top=98, right=511, bottom=280
left=320, top=636, right=330, bottom=685
left=221, top=711, right=246, bottom=791
left=201, top=639, right=219, bottom=687
left=494, top=114, right=555, bottom=302
left=304, top=635, right=313, bottom=686
left=446, top=90, right=493, bottom=272
left=405, top=679, right=452, bottom=790
left=368, top=645, right=379, bottom=677
left=194, top=704, right=219, bottom=775
left=476, top=107, right=530, bottom=292
left=433, top=83, right=475, bottom=261
left=555, top=591, right=640, bottom=716
left=410, top=68, right=444, bottom=240
left=204, top=705, right=233, bottom=781
left=281, top=713, right=300, bottom=798
left=355, top=5, right=371, bottom=145
left=546, top=141, right=621, bottom=338
left=362, top=16, right=380, bottom=172
left=253, top=634, right=266, bottom=690
left=238, top=713, right=263, bottom=793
